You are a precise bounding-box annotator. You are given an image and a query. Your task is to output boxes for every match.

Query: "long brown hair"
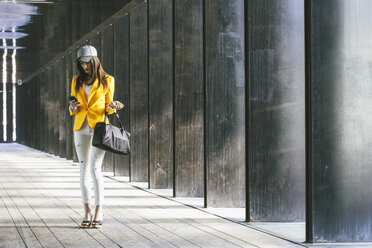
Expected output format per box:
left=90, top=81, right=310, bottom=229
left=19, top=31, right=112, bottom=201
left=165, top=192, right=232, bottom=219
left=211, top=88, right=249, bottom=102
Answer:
left=75, top=56, right=108, bottom=92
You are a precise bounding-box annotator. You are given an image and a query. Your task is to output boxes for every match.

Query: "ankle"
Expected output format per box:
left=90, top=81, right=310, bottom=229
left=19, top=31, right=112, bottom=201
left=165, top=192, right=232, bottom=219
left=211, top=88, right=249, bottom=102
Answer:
left=94, top=206, right=103, bottom=220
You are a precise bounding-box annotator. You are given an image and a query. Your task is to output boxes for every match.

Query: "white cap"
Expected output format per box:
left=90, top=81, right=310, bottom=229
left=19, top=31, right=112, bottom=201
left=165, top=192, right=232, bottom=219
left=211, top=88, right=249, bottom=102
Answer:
left=77, top=45, right=97, bottom=62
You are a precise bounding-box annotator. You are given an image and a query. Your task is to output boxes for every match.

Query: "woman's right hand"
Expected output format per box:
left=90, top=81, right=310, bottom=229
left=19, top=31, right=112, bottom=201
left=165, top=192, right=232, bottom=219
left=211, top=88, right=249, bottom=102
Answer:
left=69, top=100, right=81, bottom=112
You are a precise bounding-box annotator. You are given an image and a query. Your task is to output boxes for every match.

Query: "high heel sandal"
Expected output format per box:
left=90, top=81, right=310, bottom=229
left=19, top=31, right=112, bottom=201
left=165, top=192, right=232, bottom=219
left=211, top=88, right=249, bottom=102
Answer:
left=91, top=220, right=103, bottom=228
left=81, top=213, right=92, bottom=228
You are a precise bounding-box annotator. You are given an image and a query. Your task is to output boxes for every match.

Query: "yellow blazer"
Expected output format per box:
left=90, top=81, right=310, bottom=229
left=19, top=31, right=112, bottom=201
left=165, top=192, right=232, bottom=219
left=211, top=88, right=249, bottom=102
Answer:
left=70, top=74, right=116, bottom=131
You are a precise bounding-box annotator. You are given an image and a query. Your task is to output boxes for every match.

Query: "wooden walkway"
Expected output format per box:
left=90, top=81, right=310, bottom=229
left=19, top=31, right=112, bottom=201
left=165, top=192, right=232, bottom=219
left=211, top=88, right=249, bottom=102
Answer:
left=0, top=143, right=305, bottom=248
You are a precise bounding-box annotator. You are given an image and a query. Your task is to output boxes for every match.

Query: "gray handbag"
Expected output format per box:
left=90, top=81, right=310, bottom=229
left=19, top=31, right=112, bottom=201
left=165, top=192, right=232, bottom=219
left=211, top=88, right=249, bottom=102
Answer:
left=92, top=113, right=130, bottom=155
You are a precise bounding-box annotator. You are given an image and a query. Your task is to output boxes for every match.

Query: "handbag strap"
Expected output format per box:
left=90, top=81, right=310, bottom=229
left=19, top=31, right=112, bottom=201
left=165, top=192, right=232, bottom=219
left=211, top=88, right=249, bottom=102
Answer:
left=104, top=112, right=124, bottom=130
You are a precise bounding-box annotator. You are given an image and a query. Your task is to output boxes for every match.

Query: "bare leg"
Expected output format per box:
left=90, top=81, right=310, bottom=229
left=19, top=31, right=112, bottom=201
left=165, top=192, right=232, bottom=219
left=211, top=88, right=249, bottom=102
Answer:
left=84, top=203, right=92, bottom=220
left=94, top=205, right=103, bottom=221
left=92, top=205, right=103, bottom=228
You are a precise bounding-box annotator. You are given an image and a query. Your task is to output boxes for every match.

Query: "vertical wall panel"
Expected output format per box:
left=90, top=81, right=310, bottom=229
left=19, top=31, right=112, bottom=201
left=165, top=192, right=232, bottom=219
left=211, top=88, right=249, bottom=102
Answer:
left=39, top=72, right=47, bottom=151
left=0, top=84, right=2, bottom=141
left=205, top=0, right=245, bottom=207
left=30, top=80, right=36, bottom=147
left=46, top=68, right=54, bottom=154
left=90, top=34, right=109, bottom=168
left=101, top=25, right=115, bottom=173
left=174, top=0, right=204, bottom=197
left=65, top=54, right=73, bottom=160
left=37, top=76, right=42, bottom=150
left=52, top=64, right=59, bottom=156
left=148, top=0, right=173, bottom=189
left=91, top=34, right=101, bottom=58
left=6, top=83, right=13, bottom=142
left=248, top=0, right=305, bottom=221
left=71, top=48, right=79, bottom=162
left=129, top=2, right=149, bottom=182
left=58, top=59, right=67, bottom=158
left=309, top=0, right=372, bottom=242
left=14, top=85, right=19, bottom=143
left=34, top=76, right=40, bottom=149
left=90, top=0, right=103, bottom=29
left=114, top=15, right=130, bottom=176
left=79, top=1, right=91, bottom=38
left=27, top=83, right=33, bottom=147
left=23, top=83, right=29, bottom=146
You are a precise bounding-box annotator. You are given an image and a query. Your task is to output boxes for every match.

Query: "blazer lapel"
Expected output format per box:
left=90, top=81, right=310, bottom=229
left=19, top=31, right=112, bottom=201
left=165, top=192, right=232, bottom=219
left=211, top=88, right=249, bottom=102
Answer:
left=87, top=78, right=99, bottom=106
left=77, top=83, right=88, bottom=107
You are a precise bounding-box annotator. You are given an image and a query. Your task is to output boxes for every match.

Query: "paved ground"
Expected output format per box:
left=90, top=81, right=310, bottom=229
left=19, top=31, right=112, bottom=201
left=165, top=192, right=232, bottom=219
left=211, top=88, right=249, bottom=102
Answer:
left=0, top=143, right=366, bottom=248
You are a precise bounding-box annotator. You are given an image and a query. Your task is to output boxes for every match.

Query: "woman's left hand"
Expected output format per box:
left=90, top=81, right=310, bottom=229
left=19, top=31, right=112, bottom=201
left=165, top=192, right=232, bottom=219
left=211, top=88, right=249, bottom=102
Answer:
left=109, top=101, right=124, bottom=110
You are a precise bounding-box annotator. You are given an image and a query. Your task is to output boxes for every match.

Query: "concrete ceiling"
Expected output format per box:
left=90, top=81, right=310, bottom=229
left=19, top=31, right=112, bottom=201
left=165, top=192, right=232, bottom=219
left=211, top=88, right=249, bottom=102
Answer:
left=0, top=0, right=131, bottom=82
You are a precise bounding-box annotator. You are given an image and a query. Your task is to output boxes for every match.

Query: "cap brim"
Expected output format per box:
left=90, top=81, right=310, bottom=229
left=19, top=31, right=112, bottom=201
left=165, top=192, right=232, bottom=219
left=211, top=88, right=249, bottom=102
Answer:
left=77, top=56, right=92, bottom=62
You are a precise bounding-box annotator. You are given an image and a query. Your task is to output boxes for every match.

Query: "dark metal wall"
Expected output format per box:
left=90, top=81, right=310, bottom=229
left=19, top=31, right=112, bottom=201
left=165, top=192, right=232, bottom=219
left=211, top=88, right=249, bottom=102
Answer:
left=307, top=0, right=372, bottom=242
left=17, top=0, right=133, bottom=80
left=148, top=0, right=174, bottom=189
left=6, top=83, right=13, bottom=142
left=174, top=0, right=204, bottom=197
left=114, top=15, right=130, bottom=177
left=129, top=2, right=148, bottom=182
left=205, top=0, right=245, bottom=207
left=247, top=0, right=306, bottom=221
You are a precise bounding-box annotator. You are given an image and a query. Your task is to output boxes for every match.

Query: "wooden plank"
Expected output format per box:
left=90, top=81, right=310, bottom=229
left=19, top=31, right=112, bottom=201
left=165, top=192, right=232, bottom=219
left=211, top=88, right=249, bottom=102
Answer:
left=0, top=162, right=106, bottom=248
left=129, top=2, right=149, bottom=182
left=0, top=186, right=42, bottom=248
left=113, top=15, right=130, bottom=176
left=19, top=185, right=115, bottom=248
left=205, top=0, right=245, bottom=207
left=0, top=188, right=27, bottom=248
left=2, top=186, right=64, bottom=248
left=174, top=0, right=204, bottom=197
left=26, top=166, right=153, bottom=247
left=148, top=0, right=174, bottom=189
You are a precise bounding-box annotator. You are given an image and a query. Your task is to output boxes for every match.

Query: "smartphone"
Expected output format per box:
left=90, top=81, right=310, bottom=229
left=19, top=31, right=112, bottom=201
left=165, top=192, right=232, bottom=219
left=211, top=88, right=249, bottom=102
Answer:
left=69, top=96, right=78, bottom=102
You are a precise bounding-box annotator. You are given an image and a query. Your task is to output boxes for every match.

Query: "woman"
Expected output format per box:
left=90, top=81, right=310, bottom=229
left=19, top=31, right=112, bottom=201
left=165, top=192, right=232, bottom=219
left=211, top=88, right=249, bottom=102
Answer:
left=69, top=45, right=124, bottom=228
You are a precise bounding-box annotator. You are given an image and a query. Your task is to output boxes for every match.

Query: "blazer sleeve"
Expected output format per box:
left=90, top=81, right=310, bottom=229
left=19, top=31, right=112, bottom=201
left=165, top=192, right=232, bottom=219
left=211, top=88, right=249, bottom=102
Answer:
left=69, top=76, right=78, bottom=116
left=105, top=76, right=116, bottom=115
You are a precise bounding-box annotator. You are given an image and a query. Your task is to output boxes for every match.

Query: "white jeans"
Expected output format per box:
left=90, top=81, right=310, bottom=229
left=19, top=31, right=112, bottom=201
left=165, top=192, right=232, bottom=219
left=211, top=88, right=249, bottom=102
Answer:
left=74, top=120, right=106, bottom=205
